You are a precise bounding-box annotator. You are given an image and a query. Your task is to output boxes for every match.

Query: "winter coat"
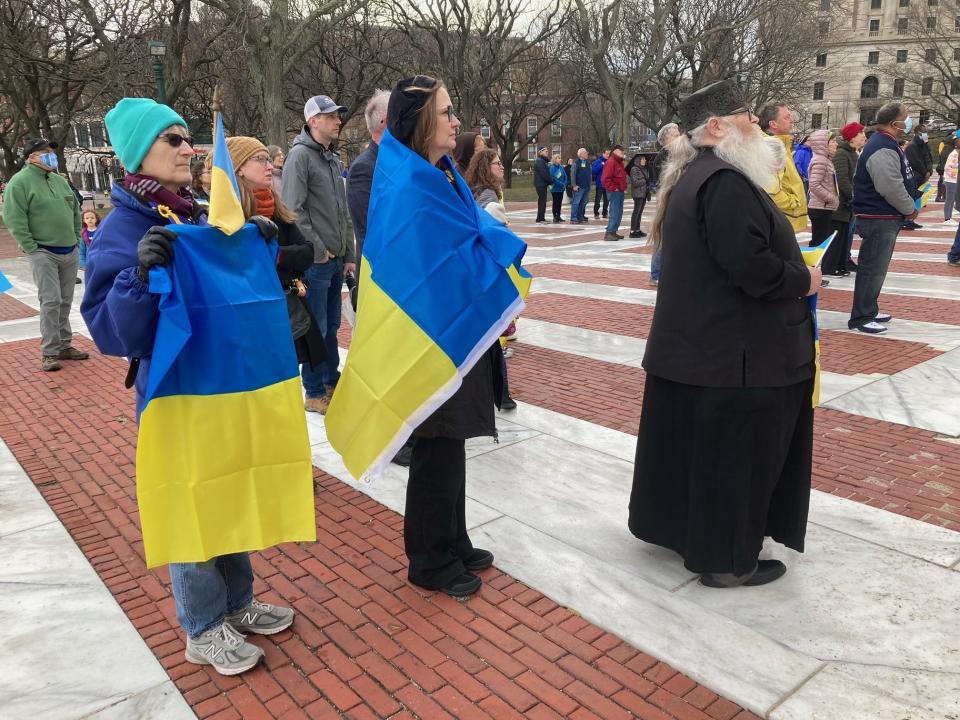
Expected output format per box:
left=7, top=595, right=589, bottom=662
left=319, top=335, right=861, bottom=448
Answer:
left=601, top=154, right=627, bottom=193
left=793, top=143, right=813, bottom=183
left=943, top=150, right=959, bottom=184
left=592, top=156, right=607, bottom=188
left=2, top=163, right=81, bottom=253
left=281, top=126, right=355, bottom=263
left=852, top=130, right=917, bottom=219
left=81, top=184, right=193, bottom=414
left=550, top=163, right=568, bottom=193
left=629, top=164, right=649, bottom=199
left=905, top=135, right=933, bottom=182
left=533, top=156, right=552, bottom=189
left=276, top=217, right=326, bottom=370
left=806, top=130, right=839, bottom=212
left=345, top=141, right=377, bottom=259
left=832, top=140, right=858, bottom=222
left=765, top=133, right=808, bottom=232
left=571, top=158, right=591, bottom=188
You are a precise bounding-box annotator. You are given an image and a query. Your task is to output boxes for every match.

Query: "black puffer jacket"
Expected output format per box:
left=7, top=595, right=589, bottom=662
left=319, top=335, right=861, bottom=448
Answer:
left=276, top=218, right=314, bottom=289
left=832, top=140, right=857, bottom=223
left=413, top=344, right=504, bottom=440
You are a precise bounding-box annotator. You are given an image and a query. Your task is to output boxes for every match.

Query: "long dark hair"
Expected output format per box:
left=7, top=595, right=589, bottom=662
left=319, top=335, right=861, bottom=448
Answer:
left=464, top=149, right=503, bottom=200
left=454, top=132, right=480, bottom=173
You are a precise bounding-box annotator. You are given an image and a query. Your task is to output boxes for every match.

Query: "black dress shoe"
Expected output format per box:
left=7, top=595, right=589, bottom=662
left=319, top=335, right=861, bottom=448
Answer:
left=391, top=444, right=413, bottom=467
left=500, top=395, right=517, bottom=411
left=439, top=572, right=482, bottom=598
left=700, top=559, right=787, bottom=588
left=846, top=261, right=858, bottom=272
left=463, top=548, right=494, bottom=571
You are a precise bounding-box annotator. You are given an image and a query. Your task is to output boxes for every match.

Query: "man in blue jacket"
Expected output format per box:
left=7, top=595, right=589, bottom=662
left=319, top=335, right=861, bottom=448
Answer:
left=849, top=101, right=918, bottom=334
left=592, top=150, right=609, bottom=218
left=533, top=146, right=552, bottom=223
left=569, top=148, right=592, bottom=223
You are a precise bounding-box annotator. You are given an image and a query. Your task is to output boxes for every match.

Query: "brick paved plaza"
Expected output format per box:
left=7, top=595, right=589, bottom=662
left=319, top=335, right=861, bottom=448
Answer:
left=1, top=198, right=958, bottom=720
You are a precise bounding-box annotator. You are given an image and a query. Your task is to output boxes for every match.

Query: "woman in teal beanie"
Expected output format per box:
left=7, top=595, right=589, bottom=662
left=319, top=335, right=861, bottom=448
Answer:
left=81, top=97, right=292, bottom=676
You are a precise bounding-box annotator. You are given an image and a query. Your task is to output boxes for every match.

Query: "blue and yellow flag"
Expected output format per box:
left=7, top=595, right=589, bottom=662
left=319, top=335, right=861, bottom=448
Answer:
left=325, top=130, right=530, bottom=478
left=915, top=181, right=935, bottom=210
left=0, top=270, right=11, bottom=293
left=800, top=231, right=836, bottom=408
left=207, top=113, right=245, bottom=235
left=137, top=223, right=315, bottom=567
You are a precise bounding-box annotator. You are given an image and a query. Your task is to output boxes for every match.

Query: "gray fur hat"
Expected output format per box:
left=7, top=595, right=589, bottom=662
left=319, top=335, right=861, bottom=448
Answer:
left=678, top=79, right=745, bottom=132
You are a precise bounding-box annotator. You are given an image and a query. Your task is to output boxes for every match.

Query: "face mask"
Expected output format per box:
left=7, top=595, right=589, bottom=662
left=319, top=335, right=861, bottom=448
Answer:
left=39, top=152, right=58, bottom=168
left=902, top=116, right=914, bottom=134
left=920, top=132, right=929, bottom=142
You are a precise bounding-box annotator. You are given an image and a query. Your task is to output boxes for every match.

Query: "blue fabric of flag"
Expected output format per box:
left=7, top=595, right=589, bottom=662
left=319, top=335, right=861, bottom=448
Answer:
left=0, top=270, right=11, bottom=293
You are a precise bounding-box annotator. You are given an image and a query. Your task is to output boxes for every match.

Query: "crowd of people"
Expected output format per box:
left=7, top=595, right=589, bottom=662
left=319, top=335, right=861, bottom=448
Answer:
left=0, top=71, right=954, bottom=677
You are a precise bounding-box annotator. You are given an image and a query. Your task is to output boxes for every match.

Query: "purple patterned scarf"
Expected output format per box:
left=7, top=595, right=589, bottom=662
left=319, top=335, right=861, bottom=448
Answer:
left=124, top=173, right=197, bottom=221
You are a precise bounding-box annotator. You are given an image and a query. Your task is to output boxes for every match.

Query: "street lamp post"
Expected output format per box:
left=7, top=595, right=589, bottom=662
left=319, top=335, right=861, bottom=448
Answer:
left=148, top=40, right=167, bottom=105
left=826, top=100, right=832, bottom=129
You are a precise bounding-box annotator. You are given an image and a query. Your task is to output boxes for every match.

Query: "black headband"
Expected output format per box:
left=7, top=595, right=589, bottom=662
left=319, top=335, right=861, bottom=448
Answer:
left=387, top=75, right=439, bottom=147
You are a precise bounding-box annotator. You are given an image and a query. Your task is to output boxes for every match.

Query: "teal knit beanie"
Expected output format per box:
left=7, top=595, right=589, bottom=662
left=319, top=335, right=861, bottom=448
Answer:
left=105, top=98, right=188, bottom=173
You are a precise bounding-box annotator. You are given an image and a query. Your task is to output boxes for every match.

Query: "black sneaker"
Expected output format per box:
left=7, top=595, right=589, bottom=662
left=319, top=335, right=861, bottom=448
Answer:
left=700, top=560, right=786, bottom=588
left=500, top=394, right=517, bottom=411
left=463, top=548, right=494, bottom=571
left=439, top=572, right=481, bottom=598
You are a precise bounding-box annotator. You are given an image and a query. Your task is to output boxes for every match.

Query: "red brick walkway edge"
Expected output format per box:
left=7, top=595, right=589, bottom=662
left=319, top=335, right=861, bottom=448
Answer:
left=0, top=338, right=760, bottom=720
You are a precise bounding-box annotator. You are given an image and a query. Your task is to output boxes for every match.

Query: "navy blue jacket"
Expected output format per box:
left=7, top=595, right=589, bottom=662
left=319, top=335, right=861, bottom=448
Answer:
left=346, top=141, right=377, bottom=260
left=81, top=184, right=201, bottom=413
left=572, top=158, right=591, bottom=188
left=852, top=131, right=918, bottom=219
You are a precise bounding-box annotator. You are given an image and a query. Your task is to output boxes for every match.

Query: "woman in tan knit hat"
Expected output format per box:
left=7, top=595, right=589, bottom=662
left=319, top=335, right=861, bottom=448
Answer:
left=226, top=136, right=326, bottom=369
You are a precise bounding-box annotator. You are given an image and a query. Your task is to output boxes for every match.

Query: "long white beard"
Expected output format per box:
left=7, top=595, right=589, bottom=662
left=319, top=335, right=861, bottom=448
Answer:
left=713, top=125, right=780, bottom=193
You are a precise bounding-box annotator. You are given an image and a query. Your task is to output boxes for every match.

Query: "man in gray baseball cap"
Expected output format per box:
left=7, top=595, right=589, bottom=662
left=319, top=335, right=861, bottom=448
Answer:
left=282, top=95, right=355, bottom=414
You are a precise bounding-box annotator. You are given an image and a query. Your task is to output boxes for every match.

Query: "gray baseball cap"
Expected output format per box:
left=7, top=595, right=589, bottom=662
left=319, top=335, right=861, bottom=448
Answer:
left=304, top=95, right=347, bottom=122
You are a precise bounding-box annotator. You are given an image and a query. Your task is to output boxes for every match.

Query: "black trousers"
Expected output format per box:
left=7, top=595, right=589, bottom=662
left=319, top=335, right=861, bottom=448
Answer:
left=404, top=436, right=473, bottom=588
left=630, top=196, right=647, bottom=232
left=593, top=187, right=608, bottom=216
left=551, top=191, right=565, bottom=220
left=809, top=209, right=844, bottom=275
left=535, top=186, right=548, bottom=221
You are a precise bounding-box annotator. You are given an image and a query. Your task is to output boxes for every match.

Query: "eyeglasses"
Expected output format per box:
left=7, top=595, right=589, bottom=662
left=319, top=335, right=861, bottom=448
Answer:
left=248, top=155, right=272, bottom=166
left=158, top=133, right=195, bottom=148
left=728, top=107, right=757, bottom=120
left=492, top=160, right=503, bottom=167
left=440, top=105, right=457, bottom=122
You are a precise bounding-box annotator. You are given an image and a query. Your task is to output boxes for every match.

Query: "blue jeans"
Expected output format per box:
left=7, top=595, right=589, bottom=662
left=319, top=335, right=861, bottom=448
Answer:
left=949, top=223, right=960, bottom=262
left=571, top=186, right=589, bottom=220
left=170, top=553, right=253, bottom=638
left=650, top=247, right=663, bottom=281
left=848, top=218, right=900, bottom=328
left=845, top=218, right=857, bottom=266
left=302, top=259, right=343, bottom=397
left=606, top=192, right=625, bottom=234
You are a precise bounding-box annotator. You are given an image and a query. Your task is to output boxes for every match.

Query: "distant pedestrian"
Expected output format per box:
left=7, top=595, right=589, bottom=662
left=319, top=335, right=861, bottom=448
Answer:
left=849, top=102, right=918, bottom=334
left=2, top=137, right=88, bottom=372
left=549, top=154, right=567, bottom=222
left=941, top=138, right=960, bottom=225
left=78, top=209, right=100, bottom=272
left=281, top=94, right=356, bottom=414
left=905, top=123, right=933, bottom=184
left=627, top=153, right=649, bottom=238
left=533, top=146, right=552, bottom=223
left=592, top=150, right=609, bottom=217
left=758, top=102, right=808, bottom=232
left=601, top=145, right=627, bottom=241
left=266, top=145, right=285, bottom=195
left=806, top=129, right=844, bottom=276
left=190, top=158, right=210, bottom=207
left=834, top=122, right=866, bottom=274
left=569, top=148, right=591, bottom=223
left=346, top=89, right=389, bottom=265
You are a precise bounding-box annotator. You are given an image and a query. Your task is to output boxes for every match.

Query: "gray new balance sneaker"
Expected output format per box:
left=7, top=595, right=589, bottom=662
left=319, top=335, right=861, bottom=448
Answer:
left=225, top=599, right=295, bottom=635
left=184, top=622, right=264, bottom=675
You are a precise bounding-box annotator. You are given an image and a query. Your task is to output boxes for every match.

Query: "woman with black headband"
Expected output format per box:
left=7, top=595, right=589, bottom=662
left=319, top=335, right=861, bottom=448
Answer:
left=374, top=75, right=507, bottom=598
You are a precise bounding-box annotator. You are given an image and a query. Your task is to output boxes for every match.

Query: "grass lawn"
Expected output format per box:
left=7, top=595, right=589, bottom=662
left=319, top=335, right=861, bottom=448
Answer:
left=503, top=174, right=538, bottom=203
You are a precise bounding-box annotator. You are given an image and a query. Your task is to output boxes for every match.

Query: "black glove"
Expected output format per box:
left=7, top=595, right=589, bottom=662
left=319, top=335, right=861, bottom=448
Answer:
left=137, top=226, right=177, bottom=281
left=250, top=215, right=279, bottom=241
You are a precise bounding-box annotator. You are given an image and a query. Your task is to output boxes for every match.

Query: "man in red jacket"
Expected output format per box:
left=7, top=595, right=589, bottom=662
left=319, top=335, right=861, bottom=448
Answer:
left=602, top=145, right=628, bottom=240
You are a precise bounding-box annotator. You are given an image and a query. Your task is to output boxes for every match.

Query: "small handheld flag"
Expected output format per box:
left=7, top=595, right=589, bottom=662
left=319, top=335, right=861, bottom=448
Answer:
left=207, top=113, right=245, bottom=235
left=799, top=231, right=837, bottom=407
left=915, top=182, right=935, bottom=211
left=0, top=270, right=11, bottom=293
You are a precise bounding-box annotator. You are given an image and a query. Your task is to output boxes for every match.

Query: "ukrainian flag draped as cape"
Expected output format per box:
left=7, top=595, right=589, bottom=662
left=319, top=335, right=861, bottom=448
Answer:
left=800, top=232, right=836, bottom=408
left=136, top=223, right=315, bottom=568
left=325, top=129, right=530, bottom=478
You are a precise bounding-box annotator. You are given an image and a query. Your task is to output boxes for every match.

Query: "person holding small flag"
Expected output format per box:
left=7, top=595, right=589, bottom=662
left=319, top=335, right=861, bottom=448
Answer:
left=628, top=79, right=819, bottom=589
left=82, top=98, right=307, bottom=676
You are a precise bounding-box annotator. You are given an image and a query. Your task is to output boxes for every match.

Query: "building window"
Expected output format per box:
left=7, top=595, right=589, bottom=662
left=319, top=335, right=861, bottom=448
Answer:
left=870, top=19, right=881, bottom=35
left=90, top=122, right=105, bottom=147
left=926, top=48, right=937, bottom=61
left=928, top=16, right=937, bottom=29
left=922, top=76, right=934, bottom=94
left=893, top=78, right=905, bottom=96
left=479, top=121, right=491, bottom=139
left=861, top=75, right=880, bottom=98
left=552, top=144, right=562, bottom=158
left=860, top=108, right=877, bottom=125
left=955, top=47, right=960, bottom=60
left=813, top=82, right=825, bottom=100
left=920, top=110, right=931, bottom=124
left=898, top=17, right=909, bottom=34
left=811, top=113, right=823, bottom=128
left=868, top=51, right=880, bottom=64
left=819, top=20, right=830, bottom=36
left=871, top=0, right=881, bottom=8
left=816, top=52, right=827, bottom=66
left=526, top=116, right=538, bottom=137
left=897, top=49, right=908, bottom=62
left=527, top=144, right=537, bottom=161
left=899, top=0, right=909, bottom=6
left=551, top=117, right=562, bottom=137
left=75, top=123, right=90, bottom=147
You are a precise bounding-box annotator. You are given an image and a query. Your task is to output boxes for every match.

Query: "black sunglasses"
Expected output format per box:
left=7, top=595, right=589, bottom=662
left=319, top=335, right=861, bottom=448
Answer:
left=158, top=133, right=195, bottom=148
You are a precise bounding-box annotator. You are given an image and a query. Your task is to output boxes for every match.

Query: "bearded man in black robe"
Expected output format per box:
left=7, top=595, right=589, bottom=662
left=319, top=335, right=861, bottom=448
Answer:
left=628, top=79, right=822, bottom=588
